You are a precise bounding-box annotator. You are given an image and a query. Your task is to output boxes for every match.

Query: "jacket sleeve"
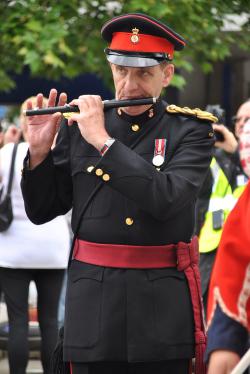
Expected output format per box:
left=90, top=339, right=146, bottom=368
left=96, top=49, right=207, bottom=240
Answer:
left=21, top=120, right=73, bottom=224
left=193, top=167, right=213, bottom=235
left=89, top=119, right=214, bottom=221
left=205, top=304, right=248, bottom=361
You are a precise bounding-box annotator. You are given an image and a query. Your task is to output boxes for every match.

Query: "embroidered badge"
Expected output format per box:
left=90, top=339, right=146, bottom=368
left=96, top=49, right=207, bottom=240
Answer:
left=131, top=28, right=140, bottom=44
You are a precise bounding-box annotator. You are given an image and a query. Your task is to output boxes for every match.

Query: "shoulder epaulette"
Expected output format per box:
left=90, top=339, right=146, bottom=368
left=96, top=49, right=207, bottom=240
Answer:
left=166, top=104, right=218, bottom=123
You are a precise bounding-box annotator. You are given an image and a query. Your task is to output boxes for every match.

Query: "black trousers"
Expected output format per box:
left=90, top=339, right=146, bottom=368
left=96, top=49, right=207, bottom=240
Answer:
left=70, top=360, right=191, bottom=374
left=0, top=267, right=65, bottom=374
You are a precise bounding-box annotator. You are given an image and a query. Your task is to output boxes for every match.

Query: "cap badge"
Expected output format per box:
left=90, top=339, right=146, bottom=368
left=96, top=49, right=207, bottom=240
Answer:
left=131, top=28, right=140, bottom=44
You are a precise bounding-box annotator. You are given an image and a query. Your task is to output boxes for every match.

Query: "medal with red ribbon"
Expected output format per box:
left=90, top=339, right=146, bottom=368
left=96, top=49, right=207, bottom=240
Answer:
left=152, top=139, right=167, bottom=167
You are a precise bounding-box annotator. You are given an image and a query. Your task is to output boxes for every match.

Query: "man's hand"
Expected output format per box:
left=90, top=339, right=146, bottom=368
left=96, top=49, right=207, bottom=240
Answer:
left=26, top=89, right=67, bottom=168
left=208, top=350, right=240, bottom=374
left=68, top=95, right=110, bottom=151
left=213, top=124, right=238, bottom=154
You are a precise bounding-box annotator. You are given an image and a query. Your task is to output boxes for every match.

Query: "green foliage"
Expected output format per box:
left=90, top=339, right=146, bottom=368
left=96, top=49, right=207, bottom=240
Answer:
left=0, top=0, right=249, bottom=92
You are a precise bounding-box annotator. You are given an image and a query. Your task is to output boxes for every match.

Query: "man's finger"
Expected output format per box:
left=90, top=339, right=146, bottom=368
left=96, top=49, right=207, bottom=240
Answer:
left=58, top=92, right=67, bottom=107
left=48, top=88, right=58, bottom=107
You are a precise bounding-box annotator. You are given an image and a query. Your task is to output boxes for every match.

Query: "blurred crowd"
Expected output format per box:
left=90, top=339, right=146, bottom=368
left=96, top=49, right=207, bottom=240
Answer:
left=0, top=122, right=22, bottom=148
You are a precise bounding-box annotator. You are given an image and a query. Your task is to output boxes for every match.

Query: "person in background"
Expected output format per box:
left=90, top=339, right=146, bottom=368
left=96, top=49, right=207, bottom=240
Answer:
left=206, top=118, right=250, bottom=374
left=21, top=13, right=216, bottom=374
left=0, top=97, right=70, bottom=374
left=3, top=124, right=22, bottom=145
left=195, top=100, right=250, bottom=315
left=0, top=121, right=4, bottom=148
left=58, top=209, right=73, bottom=329
left=233, top=99, right=250, bottom=139
left=0, top=122, right=3, bottom=305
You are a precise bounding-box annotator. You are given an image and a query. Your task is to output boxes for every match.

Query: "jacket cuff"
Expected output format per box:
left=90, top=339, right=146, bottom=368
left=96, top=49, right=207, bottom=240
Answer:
left=205, top=304, right=248, bottom=362
left=22, top=150, right=53, bottom=179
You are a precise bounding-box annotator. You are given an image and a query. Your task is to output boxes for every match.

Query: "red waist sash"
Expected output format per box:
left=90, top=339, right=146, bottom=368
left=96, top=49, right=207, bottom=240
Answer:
left=73, top=237, right=206, bottom=374
left=74, top=239, right=177, bottom=268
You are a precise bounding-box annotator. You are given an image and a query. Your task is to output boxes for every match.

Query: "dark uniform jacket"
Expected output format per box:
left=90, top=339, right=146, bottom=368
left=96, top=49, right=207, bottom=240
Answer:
left=21, top=99, right=214, bottom=363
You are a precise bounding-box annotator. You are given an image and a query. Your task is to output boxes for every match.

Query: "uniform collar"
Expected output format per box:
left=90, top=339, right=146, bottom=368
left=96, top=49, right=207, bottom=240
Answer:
left=115, top=99, right=164, bottom=123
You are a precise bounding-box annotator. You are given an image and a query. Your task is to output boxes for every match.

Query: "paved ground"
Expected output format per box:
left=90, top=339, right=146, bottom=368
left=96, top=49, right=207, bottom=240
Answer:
left=0, top=302, right=43, bottom=374
left=0, top=356, right=43, bottom=374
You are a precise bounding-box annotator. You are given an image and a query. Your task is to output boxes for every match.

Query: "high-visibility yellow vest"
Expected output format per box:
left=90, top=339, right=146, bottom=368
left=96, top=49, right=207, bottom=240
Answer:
left=199, top=158, right=246, bottom=253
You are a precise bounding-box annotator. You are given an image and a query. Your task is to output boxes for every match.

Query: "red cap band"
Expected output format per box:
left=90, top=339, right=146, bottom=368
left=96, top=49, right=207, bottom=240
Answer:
left=110, top=32, right=174, bottom=59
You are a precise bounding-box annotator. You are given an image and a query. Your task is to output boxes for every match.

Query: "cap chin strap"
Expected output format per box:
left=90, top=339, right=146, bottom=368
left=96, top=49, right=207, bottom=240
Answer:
left=106, top=54, right=160, bottom=67
left=105, top=48, right=171, bottom=67
left=105, top=48, right=171, bottom=60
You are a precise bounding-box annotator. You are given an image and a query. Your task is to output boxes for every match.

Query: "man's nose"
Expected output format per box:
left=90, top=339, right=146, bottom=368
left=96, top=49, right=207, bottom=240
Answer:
left=124, top=74, right=139, bottom=90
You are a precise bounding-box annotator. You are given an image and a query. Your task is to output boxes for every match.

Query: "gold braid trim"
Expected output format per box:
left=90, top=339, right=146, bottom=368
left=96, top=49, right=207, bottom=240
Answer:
left=166, top=104, right=218, bottom=123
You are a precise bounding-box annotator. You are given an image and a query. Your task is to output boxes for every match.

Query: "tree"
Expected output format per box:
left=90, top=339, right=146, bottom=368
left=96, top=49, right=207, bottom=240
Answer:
left=0, top=0, right=249, bottom=92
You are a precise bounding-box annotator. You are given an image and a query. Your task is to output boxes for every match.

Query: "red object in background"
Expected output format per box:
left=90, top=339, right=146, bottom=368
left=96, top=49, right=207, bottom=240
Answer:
left=207, top=180, right=250, bottom=330
left=29, top=307, right=38, bottom=322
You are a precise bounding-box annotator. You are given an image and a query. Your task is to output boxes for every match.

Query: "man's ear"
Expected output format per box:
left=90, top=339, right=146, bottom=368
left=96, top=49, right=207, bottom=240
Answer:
left=162, top=64, right=174, bottom=87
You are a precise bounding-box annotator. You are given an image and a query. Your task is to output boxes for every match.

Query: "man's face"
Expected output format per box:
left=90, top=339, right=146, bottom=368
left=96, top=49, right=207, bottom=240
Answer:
left=239, top=119, right=250, bottom=177
left=110, top=63, right=174, bottom=115
left=234, top=101, right=250, bottom=138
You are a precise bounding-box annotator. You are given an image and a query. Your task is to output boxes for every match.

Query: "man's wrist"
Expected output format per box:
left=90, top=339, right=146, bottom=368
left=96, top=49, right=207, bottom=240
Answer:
left=99, top=138, right=115, bottom=156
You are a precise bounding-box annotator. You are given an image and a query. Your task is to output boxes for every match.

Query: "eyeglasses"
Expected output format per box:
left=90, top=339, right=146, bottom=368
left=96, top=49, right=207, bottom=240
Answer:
left=231, top=115, right=250, bottom=125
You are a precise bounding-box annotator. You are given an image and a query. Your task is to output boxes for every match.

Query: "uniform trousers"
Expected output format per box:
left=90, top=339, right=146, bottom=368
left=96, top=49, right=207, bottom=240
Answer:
left=70, top=360, right=191, bottom=374
left=0, top=267, right=65, bottom=374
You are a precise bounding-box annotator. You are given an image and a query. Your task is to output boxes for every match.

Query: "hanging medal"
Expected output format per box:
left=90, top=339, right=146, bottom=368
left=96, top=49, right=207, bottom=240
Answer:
left=152, top=139, right=167, bottom=167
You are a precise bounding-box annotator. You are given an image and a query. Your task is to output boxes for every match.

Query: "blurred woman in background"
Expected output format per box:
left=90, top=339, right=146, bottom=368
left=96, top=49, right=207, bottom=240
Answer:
left=0, top=97, right=70, bottom=374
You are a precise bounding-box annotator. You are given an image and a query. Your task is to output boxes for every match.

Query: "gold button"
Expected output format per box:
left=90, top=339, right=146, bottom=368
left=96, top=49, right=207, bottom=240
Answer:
left=125, top=217, right=134, bottom=226
left=131, top=124, right=140, bottom=132
left=102, top=173, right=110, bottom=182
left=208, top=132, right=214, bottom=137
left=95, top=168, right=103, bottom=176
left=87, top=165, right=94, bottom=173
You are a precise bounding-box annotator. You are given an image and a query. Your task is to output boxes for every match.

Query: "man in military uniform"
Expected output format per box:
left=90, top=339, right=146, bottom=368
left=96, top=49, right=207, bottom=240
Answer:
left=21, top=13, right=215, bottom=374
